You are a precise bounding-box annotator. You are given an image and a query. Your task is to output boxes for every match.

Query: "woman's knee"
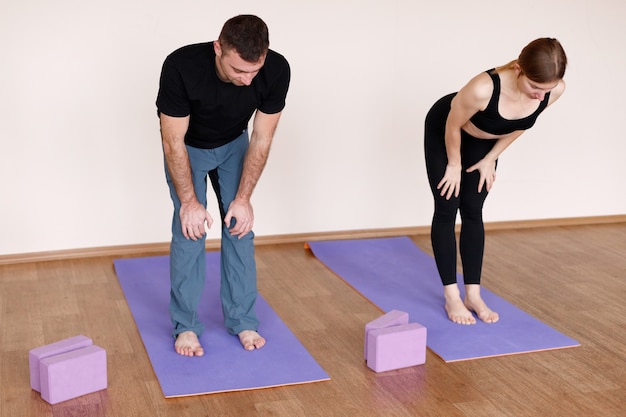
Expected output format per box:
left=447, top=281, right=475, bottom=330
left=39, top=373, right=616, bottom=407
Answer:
left=459, top=206, right=484, bottom=224
left=433, top=198, right=459, bottom=223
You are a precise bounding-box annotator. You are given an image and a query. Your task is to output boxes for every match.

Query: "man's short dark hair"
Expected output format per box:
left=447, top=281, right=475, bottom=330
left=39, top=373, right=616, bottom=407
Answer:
left=218, top=15, right=269, bottom=62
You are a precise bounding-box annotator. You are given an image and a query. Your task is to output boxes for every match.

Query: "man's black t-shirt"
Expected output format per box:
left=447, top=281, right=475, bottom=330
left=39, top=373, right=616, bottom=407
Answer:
left=156, top=42, right=290, bottom=149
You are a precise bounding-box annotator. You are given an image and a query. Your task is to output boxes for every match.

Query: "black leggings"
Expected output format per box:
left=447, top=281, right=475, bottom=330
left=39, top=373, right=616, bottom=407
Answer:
left=424, top=93, right=497, bottom=286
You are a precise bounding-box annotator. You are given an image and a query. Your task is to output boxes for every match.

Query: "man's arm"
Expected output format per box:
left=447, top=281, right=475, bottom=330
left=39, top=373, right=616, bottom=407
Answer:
left=225, top=110, right=282, bottom=238
left=160, top=113, right=213, bottom=240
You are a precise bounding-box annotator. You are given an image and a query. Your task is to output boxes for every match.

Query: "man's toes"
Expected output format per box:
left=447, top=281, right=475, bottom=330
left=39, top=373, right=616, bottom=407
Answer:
left=254, top=337, right=266, bottom=349
left=239, top=330, right=265, bottom=351
left=174, top=331, right=204, bottom=357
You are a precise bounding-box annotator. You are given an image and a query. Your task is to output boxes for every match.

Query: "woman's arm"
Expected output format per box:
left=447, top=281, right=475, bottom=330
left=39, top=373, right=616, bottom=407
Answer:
left=466, top=78, right=566, bottom=193
left=437, top=72, right=493, bottom=199
left=466, top=130, right=524, bottom=193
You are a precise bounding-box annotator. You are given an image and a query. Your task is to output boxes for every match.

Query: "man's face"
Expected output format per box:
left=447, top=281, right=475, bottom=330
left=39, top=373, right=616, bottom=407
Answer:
left=214, top=41, right=266, bottom=86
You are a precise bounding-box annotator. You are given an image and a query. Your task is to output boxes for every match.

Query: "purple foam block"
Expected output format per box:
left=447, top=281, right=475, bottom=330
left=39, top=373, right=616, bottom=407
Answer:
left=39, top=345, right=107, bottom=405
left=367, top=322, right=427, bottom=373
left=308, top=237, right=580, bottom=362
left=364, top=310, right=409, bottom=359
left=29, top=335, right=93, bottom=392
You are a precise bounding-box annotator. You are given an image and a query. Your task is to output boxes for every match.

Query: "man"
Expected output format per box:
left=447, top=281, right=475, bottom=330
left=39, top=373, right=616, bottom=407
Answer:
left=156, top=15, right=290, bottom=356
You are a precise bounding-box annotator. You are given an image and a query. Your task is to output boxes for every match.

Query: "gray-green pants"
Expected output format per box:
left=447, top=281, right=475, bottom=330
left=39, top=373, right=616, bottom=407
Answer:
left=164, top=131, right=258, bottom=338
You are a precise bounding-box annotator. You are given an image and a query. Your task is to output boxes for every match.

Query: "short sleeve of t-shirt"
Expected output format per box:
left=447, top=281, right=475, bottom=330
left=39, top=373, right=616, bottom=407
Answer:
left=156, top=55, right=191, bottom=118
left=155, top=43, right=290, bottom=148
left=257, top=50, right=290, bottom=115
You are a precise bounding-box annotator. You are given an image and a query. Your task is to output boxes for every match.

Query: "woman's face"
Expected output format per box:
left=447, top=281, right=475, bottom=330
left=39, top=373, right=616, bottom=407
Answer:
left=519, top=75, right=560, bottom=101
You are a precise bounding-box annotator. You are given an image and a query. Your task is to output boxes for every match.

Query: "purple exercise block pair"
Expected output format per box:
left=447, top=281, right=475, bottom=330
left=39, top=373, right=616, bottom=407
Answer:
left=29, top=335, right=107, bottom=405
left=365, top=310, right=427, bottom=372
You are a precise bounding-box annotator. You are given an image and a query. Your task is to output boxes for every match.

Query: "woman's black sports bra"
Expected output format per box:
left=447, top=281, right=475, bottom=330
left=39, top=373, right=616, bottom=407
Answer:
left=469, top=69, right=550, bottom=135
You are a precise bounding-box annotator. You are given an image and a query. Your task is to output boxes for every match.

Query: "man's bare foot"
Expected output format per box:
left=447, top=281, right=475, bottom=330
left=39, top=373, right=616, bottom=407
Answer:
left=444, top=284, right=476, bottom=325
left=238, top=330, right=265, bottom=351
left=465, top=284, right=499, bottom=323
left=174, top=331, right=204, bottom=357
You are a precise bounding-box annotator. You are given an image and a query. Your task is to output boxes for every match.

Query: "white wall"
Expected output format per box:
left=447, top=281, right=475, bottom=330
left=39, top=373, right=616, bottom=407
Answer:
left=1, top=0, right=624, bottom=256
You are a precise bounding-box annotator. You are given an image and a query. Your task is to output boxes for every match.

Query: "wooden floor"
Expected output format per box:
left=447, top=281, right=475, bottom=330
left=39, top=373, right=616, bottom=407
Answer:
left=1, top=223, right=625, bottom=417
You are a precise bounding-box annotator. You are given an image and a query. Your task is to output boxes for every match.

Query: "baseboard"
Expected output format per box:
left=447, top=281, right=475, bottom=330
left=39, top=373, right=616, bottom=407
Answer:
left=1, top=215, right=624, bottom=265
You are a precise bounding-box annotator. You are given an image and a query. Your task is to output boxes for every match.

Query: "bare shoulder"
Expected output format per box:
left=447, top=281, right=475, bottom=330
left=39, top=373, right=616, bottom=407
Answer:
left=548, top=79, right=566, bottom=105
left=454, top=71, right=493, bottom=112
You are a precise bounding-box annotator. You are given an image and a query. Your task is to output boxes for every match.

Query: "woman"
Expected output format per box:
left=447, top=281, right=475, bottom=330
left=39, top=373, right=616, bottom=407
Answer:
left=424, top=38, right=567, bottom=325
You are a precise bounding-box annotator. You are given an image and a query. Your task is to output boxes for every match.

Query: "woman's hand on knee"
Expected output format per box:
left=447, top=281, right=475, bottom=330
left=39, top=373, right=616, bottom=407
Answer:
left=437, top=164, right=462, bottom=200
left=466, top=159, right=496, bottom=193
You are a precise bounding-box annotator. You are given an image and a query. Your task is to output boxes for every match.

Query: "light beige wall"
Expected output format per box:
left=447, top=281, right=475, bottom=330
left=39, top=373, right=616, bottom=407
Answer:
left=1, top=0, right=624, bottom=255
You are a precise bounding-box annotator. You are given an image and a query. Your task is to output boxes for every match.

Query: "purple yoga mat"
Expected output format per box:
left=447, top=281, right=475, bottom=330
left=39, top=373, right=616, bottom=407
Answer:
left=307, top=237, right=579, bottom=362
left=113, top=253, right=329, bottom=397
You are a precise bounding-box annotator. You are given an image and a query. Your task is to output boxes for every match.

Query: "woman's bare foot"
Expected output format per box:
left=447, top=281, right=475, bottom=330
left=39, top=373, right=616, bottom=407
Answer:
left=238, top=330, right=266, bottom=351
left=174, top=331, right=205, bottom=357
left=464, top=284, right=499, bottom=323
left=444, top=284, right=476, bottom=325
